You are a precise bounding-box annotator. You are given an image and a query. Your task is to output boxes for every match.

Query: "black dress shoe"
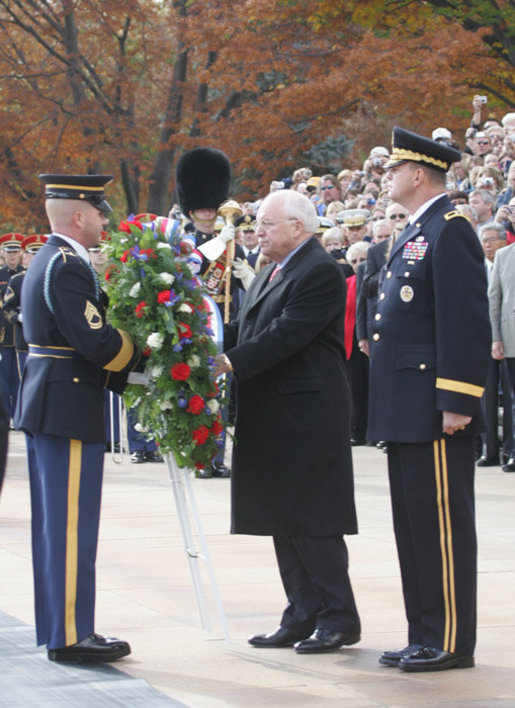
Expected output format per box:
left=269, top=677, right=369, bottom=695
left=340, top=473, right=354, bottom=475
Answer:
left=130, top=450, right=145, bottom=463
left=379, top=643, right=422, bottom=666
left=399, top=646, right=474, bottom=672
left=294, top=628, right=360, bottom=654
left=211, top=461, right=231, bottom=477
left=502, top=458, right=515, bottom=472
left=248, top=626, right=311, bottom=648
left=144, top=450, right=163, bottom=463
left=476, top=456, right=500, bottom=467
left=48, top=633, right=131, bottom=663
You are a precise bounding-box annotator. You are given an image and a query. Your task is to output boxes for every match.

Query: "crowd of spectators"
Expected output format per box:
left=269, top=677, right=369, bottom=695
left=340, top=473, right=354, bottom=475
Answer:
left=232, top=99, right=515, bottom=467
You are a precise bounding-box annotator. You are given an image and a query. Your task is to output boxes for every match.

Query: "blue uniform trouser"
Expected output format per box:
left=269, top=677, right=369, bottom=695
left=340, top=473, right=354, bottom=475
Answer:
left=387, top=436, right=476, bottom=656
left=28, top=432, right=104, bottom=649
left=0, top=346, right=20, bottom=419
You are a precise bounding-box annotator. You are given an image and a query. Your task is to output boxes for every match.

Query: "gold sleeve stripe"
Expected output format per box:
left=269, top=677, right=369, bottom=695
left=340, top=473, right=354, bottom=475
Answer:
left=65, top=439, right=82, bottom=647
left=436, top=377, right=484, bottom=398
left=104, top=329, right=134, bottom=372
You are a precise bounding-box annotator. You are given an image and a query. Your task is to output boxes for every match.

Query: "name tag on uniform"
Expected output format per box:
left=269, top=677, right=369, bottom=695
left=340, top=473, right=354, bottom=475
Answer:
left=402, top=239, right=428, bottom=260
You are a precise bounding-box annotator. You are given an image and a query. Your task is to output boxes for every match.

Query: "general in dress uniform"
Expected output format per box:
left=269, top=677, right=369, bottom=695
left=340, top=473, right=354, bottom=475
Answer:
left=14, top=174, right=141, bottom=663
left=368, top=127, right=491, bottom=672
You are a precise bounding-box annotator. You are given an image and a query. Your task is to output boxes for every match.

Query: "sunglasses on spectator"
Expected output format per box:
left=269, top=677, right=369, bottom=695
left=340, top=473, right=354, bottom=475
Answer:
left=320, top=185, right=338, bottom=190
left=477, top=140, right=490, bottom=145
left=389, top=213, right=408, bottom=220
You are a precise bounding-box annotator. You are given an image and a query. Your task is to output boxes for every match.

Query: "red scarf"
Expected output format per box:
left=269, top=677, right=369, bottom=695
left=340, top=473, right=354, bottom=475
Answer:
left=344, top=274, right=356, bottom=359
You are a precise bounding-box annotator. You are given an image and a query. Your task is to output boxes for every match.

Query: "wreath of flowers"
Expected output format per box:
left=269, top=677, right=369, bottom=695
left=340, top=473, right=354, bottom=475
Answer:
left=103, top=215, right=227, bottom=471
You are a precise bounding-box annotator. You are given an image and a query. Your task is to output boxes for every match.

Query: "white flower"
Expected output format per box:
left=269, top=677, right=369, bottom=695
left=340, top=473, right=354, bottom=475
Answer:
left=187, top=354, right=201, bottom=368
left=160, top=401, right=173, bottom=411
left=150, top=365, right=164, bottom=378
left=129, top=282, right=141, bottom=298
left=157, top=242, right=172, bottom=250
left=206, top=399, right=220, bottom=415
left=146, top=332, right=164, bottom=350
left=178, top=303, right=193, bottom=314
left=159, top=272, right=175, bottom=285
left=134, top=423, right=149, bottom=433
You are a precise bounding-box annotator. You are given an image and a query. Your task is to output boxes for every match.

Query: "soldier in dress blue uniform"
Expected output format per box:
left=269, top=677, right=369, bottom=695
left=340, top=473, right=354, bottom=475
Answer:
left=14, top=174, right=142, bottom=664
left=0, top=233, right=25, bottom=419
left=368, top=127, right=491, bottom=672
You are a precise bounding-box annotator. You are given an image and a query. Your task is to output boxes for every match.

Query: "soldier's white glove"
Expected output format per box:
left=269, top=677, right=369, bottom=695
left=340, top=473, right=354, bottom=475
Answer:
left=219, top=223, right=235, bottom=243
left=232, top=258, right=255, bottom=290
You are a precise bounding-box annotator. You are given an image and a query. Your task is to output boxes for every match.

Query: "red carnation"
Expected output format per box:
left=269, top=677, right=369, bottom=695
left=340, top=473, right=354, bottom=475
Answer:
left=143, top=347, right=151, bottom=357
left=170, top=363, right=191, bottom=381
left=119, top=221, right=131, bottom=233
left=194, top=462, right=205, bottom=471
left=135, top=301, right=148, bottom=318
left=207, top=382, right=219, bottom=398
left=187, top=395, right=205, bottom=415
left=192, top=425, right=210, bottom=446
left=104, top=265, right=117, bottom=282
left=120, top=250, right=130, bottom=263
left=157, top=290, right=171, bottom=304
left=178, top=322, right=192, bottom=340
left=211, top=420, right=223, bottom=436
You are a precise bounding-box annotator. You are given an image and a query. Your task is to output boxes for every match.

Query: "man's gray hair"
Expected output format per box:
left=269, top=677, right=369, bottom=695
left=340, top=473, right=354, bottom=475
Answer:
left=261, top=190, right=319, bottom=234
left=470, top=188, right=496, bottom=206
left=479, top=222, right=506, bottom=240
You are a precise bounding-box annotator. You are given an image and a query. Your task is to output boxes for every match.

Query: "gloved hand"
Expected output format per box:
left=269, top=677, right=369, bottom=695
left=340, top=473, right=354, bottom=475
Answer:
left=232, top=258, right=255, bottom=290
left=219, top=223, right=235, bottom=243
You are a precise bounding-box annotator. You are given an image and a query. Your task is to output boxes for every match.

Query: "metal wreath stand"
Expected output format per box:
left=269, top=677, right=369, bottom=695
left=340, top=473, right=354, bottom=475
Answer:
left=109, top=388, right=230, bottom=642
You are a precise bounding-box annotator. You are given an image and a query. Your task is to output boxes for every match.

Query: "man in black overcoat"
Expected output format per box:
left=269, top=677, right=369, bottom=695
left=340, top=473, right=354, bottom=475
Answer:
left=368, top=127, right=491, bottom=672
left=214, top=190, right=361, bottom=654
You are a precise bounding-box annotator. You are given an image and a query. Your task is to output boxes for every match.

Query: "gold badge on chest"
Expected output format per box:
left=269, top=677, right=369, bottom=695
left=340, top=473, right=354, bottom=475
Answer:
left=400, top=285, right=414, bottom=303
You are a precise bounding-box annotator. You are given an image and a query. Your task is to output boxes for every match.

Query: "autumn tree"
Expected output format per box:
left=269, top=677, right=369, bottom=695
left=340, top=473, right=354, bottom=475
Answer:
left=0, top=0, right=512, bottom=230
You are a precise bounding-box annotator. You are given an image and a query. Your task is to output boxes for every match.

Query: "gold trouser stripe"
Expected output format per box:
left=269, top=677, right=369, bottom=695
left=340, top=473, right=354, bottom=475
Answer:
left=104, top=329, right=134, bottom=372
left=433, top=439, right=457, bottom=653
left=65, top=439, right=82, bottom=646
left=436, top=377, right=484, bottom=398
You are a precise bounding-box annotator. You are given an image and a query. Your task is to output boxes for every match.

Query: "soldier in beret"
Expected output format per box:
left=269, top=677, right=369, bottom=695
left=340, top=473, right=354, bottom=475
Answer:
left=0, top=233, right=25, bottom=420
left=368, top=127, right=491, bottom=672
left=14, top=174, right=142, bottom=664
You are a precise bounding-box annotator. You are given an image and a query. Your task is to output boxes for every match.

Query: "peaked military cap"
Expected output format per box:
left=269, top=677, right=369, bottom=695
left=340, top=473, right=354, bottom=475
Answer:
left=339, top=209, right=369, bottom=228
left=385, top=126, right=461, bottom=173
left=315, top=216, right=336, bottom=234
left=0, top=233, right=24, bottom=251
left=22, top=234, right=48, bottom=253
left=176, top=148, right=230, bottom=217
left=39, top=173, right=114, bottom=213
left=235, top=214, right=256, bottom=231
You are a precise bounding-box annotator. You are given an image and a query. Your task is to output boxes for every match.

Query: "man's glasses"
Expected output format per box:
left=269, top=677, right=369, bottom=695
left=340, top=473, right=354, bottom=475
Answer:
left=320, top=185, right=337, bottom=191
left=477, top=140, right=490, bottom=146
left=255, top=218, right=297, bottom=231
left=389, top=213, right=408, bottom=220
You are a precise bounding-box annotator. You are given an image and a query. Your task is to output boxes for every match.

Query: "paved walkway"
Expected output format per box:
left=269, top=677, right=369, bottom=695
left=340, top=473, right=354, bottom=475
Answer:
left=1, top=429, right=514, bottom=707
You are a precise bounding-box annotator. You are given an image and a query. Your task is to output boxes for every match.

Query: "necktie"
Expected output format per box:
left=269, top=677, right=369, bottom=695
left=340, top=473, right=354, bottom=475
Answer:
left=269, top=265, right=281, bottom=282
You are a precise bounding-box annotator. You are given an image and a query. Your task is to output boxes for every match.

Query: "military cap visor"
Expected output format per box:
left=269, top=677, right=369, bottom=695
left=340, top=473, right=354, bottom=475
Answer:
left=39, top=174, right=114, bottom=213
left=385, top=126, right=461, bottom=173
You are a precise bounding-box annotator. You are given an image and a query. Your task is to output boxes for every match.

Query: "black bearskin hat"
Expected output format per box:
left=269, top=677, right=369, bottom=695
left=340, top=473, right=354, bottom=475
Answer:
left=176, top=147, right=230, bottom=217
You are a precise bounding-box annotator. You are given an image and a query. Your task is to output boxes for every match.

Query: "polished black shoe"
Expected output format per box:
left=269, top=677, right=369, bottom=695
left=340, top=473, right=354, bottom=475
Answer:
left=294, top=628, right=360, bottom=654
left=399, top=646, right=474, bottom=672
left=248, top=626, right=311, bottom=648
left=379, top=643, right=422, bottom=667
left=144, top=450, right=163, bottom=463
left=130, top=450, right=145, bottom=464
left=48, top=633, right=131, bottom=663
left=502, top=458, right=515, bottom=473
left=211, top=461, right=231, bottom=477
left=376, top=441, right=387, bottom=450
left=476, top=456, right=500, bottom=467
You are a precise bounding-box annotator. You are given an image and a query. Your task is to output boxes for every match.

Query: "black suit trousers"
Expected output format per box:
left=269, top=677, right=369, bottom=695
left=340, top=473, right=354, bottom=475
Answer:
left=387, top=436, right=477, bottom=656
left=273, top=535, right=361, bottom=634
